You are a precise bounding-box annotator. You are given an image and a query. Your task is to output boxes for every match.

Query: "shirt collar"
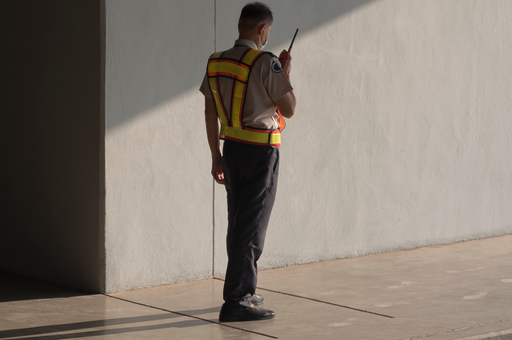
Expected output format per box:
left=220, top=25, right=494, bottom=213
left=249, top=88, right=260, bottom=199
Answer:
left=234, top=39, right=258, bottom=50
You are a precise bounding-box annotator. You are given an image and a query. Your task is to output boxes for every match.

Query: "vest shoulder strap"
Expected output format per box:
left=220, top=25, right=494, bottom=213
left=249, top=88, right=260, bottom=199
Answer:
left=206, top=49, right=283, bottom=147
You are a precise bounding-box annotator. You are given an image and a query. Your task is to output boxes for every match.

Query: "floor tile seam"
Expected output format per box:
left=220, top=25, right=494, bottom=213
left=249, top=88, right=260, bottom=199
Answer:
left=104, top=294, right=279, bottom=339
left=397, top=318, right=512, bottom=340
left=211, top=278, right=394, bottom=319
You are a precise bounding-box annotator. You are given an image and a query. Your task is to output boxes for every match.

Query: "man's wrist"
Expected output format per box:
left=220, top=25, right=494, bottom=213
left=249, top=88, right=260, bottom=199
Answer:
left=212, top=149, right=222, bottom=163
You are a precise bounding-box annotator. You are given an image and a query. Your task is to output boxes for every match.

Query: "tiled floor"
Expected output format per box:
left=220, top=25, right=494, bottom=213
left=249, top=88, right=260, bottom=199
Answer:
left=1, top=235, right=511, bottom=339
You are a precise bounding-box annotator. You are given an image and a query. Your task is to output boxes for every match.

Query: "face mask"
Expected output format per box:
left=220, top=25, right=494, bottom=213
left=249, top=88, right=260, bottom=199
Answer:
left=259, top=26, right=268, bottom=50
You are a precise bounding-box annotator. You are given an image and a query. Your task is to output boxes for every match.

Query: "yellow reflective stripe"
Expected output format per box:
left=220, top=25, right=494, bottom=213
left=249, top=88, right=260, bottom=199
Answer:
left=208, top=78, right=228, bottom=126
left=220, top=125, right=281, bottom=146
left=208, top=61, right=249, bottom=82
left=242, top=49, right=264, bottom=65
left=231, top=81, right=245, bottom=129
left=208, top=49, right=272, bottom=142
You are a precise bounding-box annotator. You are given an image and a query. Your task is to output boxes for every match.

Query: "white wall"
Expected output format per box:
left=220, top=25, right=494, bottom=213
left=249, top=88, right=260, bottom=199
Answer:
left=105, top=0, right=214, bottom=292
left=105, top=0, right=512, bottom=291
left=256, top=0, right=512, bottom=270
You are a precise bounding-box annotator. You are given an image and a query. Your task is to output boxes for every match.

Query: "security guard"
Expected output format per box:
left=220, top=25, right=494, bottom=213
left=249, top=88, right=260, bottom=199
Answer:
left=200, top=2, right=296, bottom=322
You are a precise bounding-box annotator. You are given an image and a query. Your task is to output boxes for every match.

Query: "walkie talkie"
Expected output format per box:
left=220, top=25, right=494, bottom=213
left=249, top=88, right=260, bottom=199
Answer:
left=279, top=28, right=299, bottom=68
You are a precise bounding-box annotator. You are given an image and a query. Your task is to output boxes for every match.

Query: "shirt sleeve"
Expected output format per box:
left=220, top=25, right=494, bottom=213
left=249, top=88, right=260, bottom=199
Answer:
left=199, top=72, right=212, bottom=99
left=263, top=55, right=293, bottom=103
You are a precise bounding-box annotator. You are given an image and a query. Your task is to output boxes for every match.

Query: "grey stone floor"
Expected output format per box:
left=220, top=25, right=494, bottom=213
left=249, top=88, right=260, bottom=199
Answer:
left=1, top=235, right=511, bottom=339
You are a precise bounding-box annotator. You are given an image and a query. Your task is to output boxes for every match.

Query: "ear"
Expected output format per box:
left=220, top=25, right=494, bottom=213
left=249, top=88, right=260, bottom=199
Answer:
left=257, top=23, right=267, bottom=35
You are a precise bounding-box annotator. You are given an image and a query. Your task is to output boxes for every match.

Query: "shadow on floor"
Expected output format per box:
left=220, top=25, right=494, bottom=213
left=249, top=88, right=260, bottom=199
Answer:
left=0, top=273, right=222, bottom=339
left=0, top=271, right=90, bottom=303
left=0, top=311, right=216, bottom=340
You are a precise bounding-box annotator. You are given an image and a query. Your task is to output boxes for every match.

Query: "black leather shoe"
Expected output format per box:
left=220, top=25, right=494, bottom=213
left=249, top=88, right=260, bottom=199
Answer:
left=219, top=303, right=275, bottom=322
left=249, top=294, right=264, bottom=305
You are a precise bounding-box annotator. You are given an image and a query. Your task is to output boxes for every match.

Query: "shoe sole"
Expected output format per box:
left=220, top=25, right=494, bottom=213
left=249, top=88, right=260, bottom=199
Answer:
left=219, top=314, right=275, bottom=322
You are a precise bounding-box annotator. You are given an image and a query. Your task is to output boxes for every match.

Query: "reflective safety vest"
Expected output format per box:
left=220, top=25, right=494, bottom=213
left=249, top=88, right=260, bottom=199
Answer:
left=207, top=48, right=286, bottom=147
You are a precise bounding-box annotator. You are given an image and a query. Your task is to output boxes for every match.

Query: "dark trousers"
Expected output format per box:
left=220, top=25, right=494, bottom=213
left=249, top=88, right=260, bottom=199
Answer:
left=221, top=140, right=279, bottom=304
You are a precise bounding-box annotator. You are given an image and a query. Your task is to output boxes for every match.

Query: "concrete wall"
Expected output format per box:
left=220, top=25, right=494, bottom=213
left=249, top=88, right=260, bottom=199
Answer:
left=104, top=0, right=214, bottom=292
left=1, top=1, right=104, bottom=292
left=105, top=0, right=512, bottom=291
left=245, top=0, right=512, bottom=271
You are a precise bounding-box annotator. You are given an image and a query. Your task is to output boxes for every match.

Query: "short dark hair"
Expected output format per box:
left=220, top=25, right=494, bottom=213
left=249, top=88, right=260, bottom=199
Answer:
left=238, top=2, right=274, bottom=31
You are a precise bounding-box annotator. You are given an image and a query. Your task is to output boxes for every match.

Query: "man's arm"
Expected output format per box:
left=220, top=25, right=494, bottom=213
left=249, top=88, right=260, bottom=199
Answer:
left=204, top=98, right=225, bottom=184
left=276, top=54, right=296, bottom=118
left=276, top=91, right=296, bottom=118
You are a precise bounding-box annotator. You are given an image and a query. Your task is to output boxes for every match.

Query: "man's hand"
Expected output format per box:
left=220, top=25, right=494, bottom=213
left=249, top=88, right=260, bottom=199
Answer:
left=279, top=52, right=292, bottom=78
left=283, top=52, right=292, bottom=79
left=211, top=159, right=225, bottom=185
left=205, top=98, right=226, bottom=185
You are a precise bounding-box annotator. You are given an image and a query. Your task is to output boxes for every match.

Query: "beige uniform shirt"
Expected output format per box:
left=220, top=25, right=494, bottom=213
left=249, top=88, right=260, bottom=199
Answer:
left=200, top=39, right=293, bottom=130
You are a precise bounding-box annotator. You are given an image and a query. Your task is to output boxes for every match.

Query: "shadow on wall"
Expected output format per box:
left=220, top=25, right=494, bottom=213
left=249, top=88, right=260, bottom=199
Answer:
left=106, top=0, right=376, bottom=131
left=1, top=0, right=103, bottom=292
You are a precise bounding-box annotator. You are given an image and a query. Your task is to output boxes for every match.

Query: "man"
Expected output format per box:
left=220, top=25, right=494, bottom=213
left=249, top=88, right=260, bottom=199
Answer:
left=200, top=2, right=296, bottom=322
